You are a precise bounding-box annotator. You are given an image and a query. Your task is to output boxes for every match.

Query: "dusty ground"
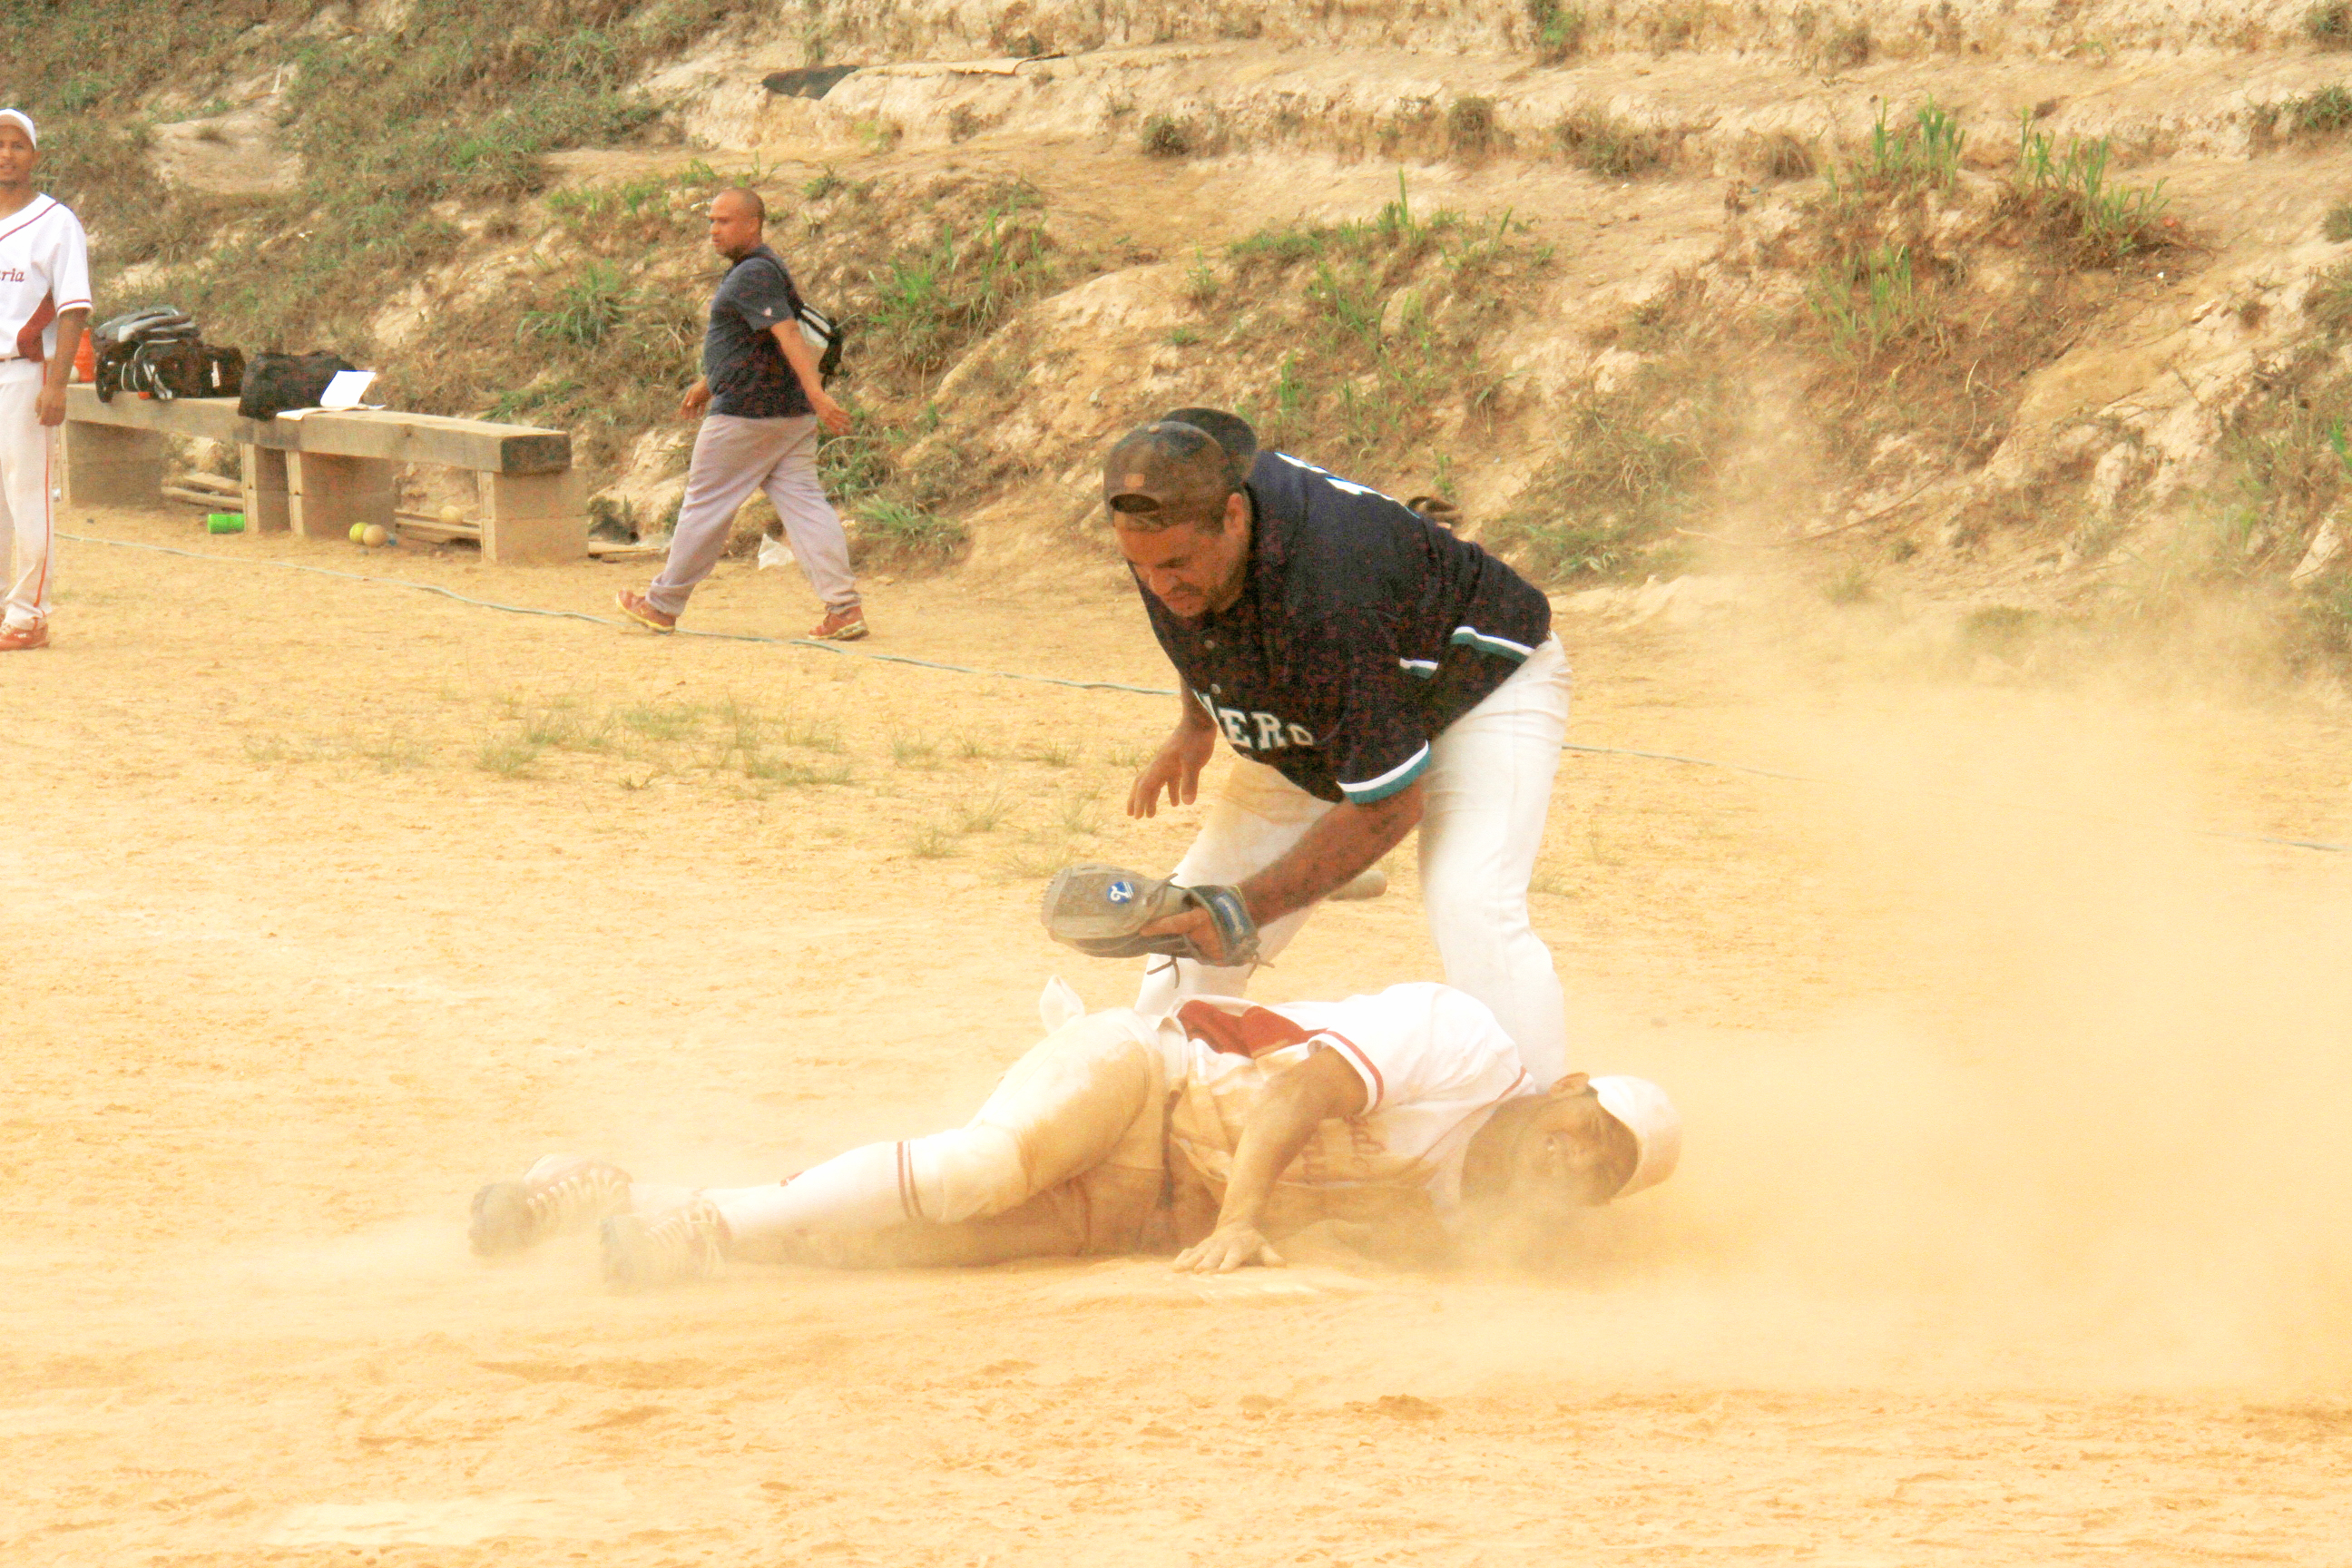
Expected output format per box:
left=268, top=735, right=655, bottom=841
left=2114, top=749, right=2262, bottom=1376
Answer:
left=5, top=505, right=2352, bottom=1565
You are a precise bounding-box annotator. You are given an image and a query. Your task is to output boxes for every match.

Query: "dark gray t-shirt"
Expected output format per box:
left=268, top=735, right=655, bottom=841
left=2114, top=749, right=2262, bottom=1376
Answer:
left=703, top=243, right=810, bottom=419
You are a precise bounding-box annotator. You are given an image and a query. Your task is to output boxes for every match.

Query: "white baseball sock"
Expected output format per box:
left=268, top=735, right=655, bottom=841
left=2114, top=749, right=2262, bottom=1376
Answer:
left=704, top=1142, right=913, bottom=1244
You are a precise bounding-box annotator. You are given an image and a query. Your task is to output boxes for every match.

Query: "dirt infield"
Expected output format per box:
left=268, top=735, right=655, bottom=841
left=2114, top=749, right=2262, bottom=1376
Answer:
left=5, top=509, right=2351, bottom=1565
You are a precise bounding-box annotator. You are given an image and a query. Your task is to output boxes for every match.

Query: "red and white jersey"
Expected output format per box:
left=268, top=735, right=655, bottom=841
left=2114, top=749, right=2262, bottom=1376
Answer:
left=1163, top=982, right=1534, bottom=1227
left=0, top=195, right=89, bottom=364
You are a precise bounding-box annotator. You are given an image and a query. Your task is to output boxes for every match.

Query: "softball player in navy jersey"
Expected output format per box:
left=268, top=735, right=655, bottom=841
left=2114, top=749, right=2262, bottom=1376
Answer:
left=1106, top=413, right=1577, bottom=1088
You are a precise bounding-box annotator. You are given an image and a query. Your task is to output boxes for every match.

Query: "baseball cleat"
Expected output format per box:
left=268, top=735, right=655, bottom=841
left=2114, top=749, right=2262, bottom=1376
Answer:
left=614, top=587, right=678, bottom=632
left=808, top=604, right=867, bottom=642
left=0, top=620, right=50, bottom=652
left=601, top=1200, right=728, bottom=1293
left=469, top=1154, right=634, bottom=1258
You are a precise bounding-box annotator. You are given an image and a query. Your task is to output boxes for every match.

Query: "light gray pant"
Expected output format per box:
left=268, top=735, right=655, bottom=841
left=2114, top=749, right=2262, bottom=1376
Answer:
left=649, top=413, right=858, bottom=616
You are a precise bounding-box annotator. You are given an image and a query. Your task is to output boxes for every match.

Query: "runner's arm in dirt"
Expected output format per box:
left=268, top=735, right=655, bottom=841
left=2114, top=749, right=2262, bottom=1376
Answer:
left=1128, top=691, right=1219, bottom=818
left=1139, top=783, right=1423, bottom=962
left=34, top=308, right=88, bottom=426
left=1173, top=1044, right=1369, bottom=1272
left=766, top=321, right=850, bottom=436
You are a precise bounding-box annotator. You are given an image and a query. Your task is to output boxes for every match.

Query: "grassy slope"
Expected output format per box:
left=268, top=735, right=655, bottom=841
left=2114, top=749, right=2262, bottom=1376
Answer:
left=14, top=3, right=2352, bottom=668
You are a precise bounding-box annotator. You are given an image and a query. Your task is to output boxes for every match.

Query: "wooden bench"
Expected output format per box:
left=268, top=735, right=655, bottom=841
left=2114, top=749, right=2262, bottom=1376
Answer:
left=61, top=387, right=587, bottom=564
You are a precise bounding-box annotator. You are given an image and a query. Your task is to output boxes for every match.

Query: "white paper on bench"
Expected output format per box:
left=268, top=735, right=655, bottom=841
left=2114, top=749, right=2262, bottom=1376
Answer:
left=321, top=369, right=377, bottom=408
left=274, top=371, right=385, bottom=421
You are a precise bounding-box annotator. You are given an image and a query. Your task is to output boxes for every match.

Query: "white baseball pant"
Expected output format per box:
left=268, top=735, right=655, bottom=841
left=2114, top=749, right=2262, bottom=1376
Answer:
left=1136, top=634, right=1574, bottom=1087
left=647, top=412, right=858, bottom=617
left=698, top=1009, right=1172, bottom=1267
left=0, top=363, right=56, bottom=631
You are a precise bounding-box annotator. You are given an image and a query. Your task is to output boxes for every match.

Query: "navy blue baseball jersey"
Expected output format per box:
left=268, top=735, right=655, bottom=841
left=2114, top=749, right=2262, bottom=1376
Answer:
left=1136, top=451, right=1552, bottom=805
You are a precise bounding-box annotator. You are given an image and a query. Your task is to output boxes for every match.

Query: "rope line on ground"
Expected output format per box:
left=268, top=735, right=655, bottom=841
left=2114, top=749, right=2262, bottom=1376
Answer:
left=58, top=532, right=1180, bottom=696
left=61, top=530, right=2352, bottom=856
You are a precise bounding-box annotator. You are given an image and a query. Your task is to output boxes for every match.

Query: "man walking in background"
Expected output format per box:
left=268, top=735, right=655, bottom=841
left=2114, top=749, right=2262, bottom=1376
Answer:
left=0, top=110, right=89, bottom=652
left=617, top=187, right=867, bottom=642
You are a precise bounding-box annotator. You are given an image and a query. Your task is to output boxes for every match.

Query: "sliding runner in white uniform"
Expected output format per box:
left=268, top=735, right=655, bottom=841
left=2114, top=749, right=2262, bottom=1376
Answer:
left=0, top=111, right=89, bottom=652
left=467, top=979, right=1680, bottom=1291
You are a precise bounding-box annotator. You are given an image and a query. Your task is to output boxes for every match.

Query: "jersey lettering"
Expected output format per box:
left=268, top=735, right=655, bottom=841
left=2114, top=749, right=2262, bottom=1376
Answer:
left=1197, top=687, right=1312, bottom=754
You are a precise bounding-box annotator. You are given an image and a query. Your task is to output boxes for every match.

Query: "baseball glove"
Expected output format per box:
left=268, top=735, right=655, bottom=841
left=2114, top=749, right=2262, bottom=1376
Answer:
left=1040, top=864, right=1260, bottom=966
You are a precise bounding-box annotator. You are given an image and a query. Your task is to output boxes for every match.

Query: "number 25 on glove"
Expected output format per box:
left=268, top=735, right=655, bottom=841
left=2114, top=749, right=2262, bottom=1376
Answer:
left=1040, top=864, right=1261, bottom=967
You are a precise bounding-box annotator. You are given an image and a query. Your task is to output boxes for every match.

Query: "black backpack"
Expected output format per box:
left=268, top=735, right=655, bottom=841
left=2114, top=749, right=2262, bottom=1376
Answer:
left=93, top=306, right=241, bottom=402
left=237, top=350, right=358, bottom=420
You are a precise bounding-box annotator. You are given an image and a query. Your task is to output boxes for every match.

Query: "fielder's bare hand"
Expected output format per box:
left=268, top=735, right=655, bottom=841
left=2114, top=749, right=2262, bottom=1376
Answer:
left=1137, top=904, right=1231, bottom=965
left=810, top=388, right=852, bottom=436
left=1128, top=721, right=1215, bottom=818
left=1172, top=1220, right=1285, bottom=1274
left=34, top=381, right=64, bottom=426
left=678, top=378, right=712, bottom=419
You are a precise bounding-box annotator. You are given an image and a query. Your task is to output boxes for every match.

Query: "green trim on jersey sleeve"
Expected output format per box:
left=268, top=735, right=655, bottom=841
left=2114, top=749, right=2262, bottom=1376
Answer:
left=1447, top=625, right=1535, bottom=661
left=1338, top=742, right=1432, bottom=805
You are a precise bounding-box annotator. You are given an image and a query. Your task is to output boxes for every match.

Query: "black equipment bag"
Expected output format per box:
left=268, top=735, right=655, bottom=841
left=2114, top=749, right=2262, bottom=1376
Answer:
left=236, top=350, right=358, bottom=420
left=93, top=306, right=198, bottom=402
left=92, top=306, right=245, bottom=402
left=132, top=339, right=244, bottom=400
left=205, top=345, right=247, bottom=397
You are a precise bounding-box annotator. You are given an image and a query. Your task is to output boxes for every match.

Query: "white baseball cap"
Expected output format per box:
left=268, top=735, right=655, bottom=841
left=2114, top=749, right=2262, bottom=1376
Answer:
left=0, top=110, right=35, bottom=147
left=1590, top=1075, right=1681, bottom=1199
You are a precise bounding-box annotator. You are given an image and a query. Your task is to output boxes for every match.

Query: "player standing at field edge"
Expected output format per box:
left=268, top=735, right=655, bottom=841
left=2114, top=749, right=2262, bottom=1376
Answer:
left=0, top=111, right=90, bottom=653
left=617, top=187, right=867, bottom=642
left=1108, top=412, right=1578, bottom=1088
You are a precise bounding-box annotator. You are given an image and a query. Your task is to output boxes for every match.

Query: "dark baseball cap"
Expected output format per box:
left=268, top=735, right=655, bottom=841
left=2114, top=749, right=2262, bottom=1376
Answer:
left=1103, top=420, right=1236, bottom=523
left=1158, top=407, right=1257, bottom=483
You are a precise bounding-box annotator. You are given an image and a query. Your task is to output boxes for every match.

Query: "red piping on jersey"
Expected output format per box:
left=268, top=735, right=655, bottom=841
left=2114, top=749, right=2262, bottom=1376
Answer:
left=33, top=426, right=50, bottom=614
left=0, top=196, right=54, bottom=250
left=1178, top=998, right=1385, bottom=1109
left=1177, top=998, right=1317, bottom=1058
left=895, top=1141, right=921, bottom=1221
left=1321, top=1033, right=1386, bottom=1112
left=15, top=292, right=52, bottom=363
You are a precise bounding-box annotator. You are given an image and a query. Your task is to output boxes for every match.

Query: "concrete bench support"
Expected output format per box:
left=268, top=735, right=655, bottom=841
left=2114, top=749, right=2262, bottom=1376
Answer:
left=63, top=387, right=584, bottom=563
left=476, top=469, right=586, bottom=565
left=240, top=445, right=289, bottom=534
left=61, top=422, right=168, bottom=508
left=288, top=451, right=397, bottom=541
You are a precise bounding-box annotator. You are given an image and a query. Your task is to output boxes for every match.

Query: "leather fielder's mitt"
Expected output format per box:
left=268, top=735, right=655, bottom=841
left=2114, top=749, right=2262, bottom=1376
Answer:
left=1040, top=864, right=1261, bottom=966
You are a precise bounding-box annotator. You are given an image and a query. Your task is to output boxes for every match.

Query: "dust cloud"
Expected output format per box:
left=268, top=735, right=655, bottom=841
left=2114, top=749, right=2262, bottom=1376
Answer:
left=17, top=516, right=2352, bottom=1563
left=1417, top=612, right=2352, bottom=1398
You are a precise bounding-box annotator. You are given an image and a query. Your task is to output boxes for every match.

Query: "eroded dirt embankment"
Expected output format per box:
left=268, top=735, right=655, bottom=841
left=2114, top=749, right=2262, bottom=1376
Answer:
left=76, top=0, right=2352, bottom=672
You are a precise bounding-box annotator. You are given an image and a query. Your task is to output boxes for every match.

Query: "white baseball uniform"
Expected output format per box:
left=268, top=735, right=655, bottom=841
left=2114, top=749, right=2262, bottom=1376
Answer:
left=691, top=980, right=1538, bottom=1265
left=0, top=193, right=89, bottom=632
